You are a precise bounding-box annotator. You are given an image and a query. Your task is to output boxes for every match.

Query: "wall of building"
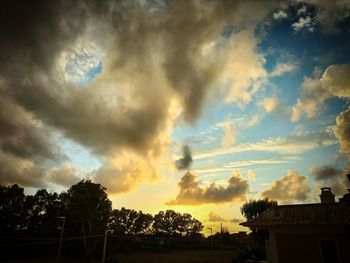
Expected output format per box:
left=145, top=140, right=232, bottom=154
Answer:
left=266, top=225, right=349, bottom=263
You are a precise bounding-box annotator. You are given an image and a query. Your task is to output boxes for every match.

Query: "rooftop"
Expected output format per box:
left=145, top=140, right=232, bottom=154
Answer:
left=240, top=202, right=350, bottom=228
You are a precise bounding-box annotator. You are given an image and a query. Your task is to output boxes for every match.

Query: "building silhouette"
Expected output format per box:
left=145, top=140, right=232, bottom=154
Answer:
left=241, top=175, right=350, bottom=263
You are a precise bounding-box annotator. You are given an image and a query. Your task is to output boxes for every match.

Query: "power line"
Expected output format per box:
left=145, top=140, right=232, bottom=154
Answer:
left=0, top=234, right=104, bottom=248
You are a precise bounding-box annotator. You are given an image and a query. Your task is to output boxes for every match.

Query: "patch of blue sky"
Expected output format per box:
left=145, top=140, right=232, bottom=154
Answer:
left=57, top=135, right=103, bottom=173
left=221, top=25, right=235, bottom=38
left=63, top=42, right=105, bottom=86
left=244, top=118, right=294, bottom=143
left=79, top=61, right=103, bottom=85
left=260, top=13, right=350, bottom=69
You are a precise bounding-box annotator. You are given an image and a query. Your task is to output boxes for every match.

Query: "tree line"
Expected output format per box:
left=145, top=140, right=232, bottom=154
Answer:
left=1, top=180, right=276, bottom=261
left=0, top=180, right=203, bottom=260
left=0, top=180, right=203, bottom=237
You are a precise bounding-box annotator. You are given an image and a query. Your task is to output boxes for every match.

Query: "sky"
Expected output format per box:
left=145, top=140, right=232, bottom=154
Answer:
left=1, top=0, right=350, bottom=234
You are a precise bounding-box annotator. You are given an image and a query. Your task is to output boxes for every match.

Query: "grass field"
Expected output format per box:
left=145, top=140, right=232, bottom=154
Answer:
left=112, top=250, right=238, bottom=263
left=2, top=250, right=238, bottom=263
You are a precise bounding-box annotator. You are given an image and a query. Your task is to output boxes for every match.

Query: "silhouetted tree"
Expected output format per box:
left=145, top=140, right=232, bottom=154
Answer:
left=240, top=198, right=277, bottom=240
left=0, top=184, right=27, bottom=234
left=108, top=207, right=153, bottom=235
left=178, top=213, right=203, bottom=237
left=152, top=210, right=203, bottom=236
left=65, top=180, right=112, bottom=259
left=24, top=189, right=61, bottom=236
left=240, top=198, right=277, bottom=221
left=240, top=199, right=277, bottom=261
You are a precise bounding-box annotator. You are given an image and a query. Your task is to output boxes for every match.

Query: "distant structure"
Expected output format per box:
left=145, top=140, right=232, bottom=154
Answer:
left=241, top=174, right=350, bottom=263
left=319, top=187, right=335, bottom=203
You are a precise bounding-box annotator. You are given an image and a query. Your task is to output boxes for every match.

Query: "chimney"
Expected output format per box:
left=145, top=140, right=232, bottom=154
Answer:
left=319, top=187, right=335, bottom=203
left=339, top=174, right=350, bottom=204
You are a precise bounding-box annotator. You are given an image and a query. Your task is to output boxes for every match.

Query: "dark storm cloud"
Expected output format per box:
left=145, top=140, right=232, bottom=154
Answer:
left=310, top=165, right=343, bottom=180
left=175, top=145, right=193, bottom=170
left=167, top=171, right=248, bottom=205
left=0, top=97, right=60, bottom=161
left=310, top=165, right=350, bottom=195
left=0, top=0, right=277, bottom=188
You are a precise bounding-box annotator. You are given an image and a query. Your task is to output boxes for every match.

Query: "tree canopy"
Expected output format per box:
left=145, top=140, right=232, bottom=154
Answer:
left=108, top=207, right=153, bottom=235
left=152, top=210, right=203, bottom=237
left=240, top=198, right=277, bottom=222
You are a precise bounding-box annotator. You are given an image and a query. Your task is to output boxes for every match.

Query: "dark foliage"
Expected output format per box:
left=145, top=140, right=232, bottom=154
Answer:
left=0, top=182, right=204, bottom=261
left=152, top=210, right=203, bottom=237
left=240, top=198, right=277, bottom=222
left=109, top=207, right=153, bottom=235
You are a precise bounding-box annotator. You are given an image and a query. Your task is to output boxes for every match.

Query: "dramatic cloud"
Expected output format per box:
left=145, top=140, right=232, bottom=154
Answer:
left=167, top=171, right=248, bottom=205
left=261, top=170, right=310, bottom=203
left=310, top=165, right=349, bottom=195
left=0, top=153, right=81, bottom=188
left=292, top=64, right=350, bottom=121
left=0, top=0, right=278, bottom=189
left=221, top=30, right=268, bottom=107
left=0, top=97, right=62, bottom=162
left=175, top=145, right=193, bottom=170
left=47, top=166, right=82, bottom=187
left=322, top=64, right=350, bottom=98
left=334, top=106, right=350, bottom=160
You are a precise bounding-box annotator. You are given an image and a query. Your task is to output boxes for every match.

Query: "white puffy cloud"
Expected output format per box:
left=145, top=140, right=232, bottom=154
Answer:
left=292, top=16, right=316, bottom=32
left=221, top=30, right=268, bottom=107
left=321, top=64, right=350, bottom=98
left=292, top=64, right=350, bottom=122
left=260, top=96, right=280, bottom=112
left=334, top=106, right=350, bottom=160
left=93, top=151, right=161, bottom=194
left=273, top=10, right=288, bottom=20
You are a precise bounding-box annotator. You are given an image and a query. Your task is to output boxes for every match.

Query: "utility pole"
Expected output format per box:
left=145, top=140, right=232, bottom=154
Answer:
left=206, top=227, right=213, bottom=250
left=102, top=229, right=108, bottom=263
left=57, top=216, right=66, bottom=263
left=220, top=222, right=223, bottom=263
